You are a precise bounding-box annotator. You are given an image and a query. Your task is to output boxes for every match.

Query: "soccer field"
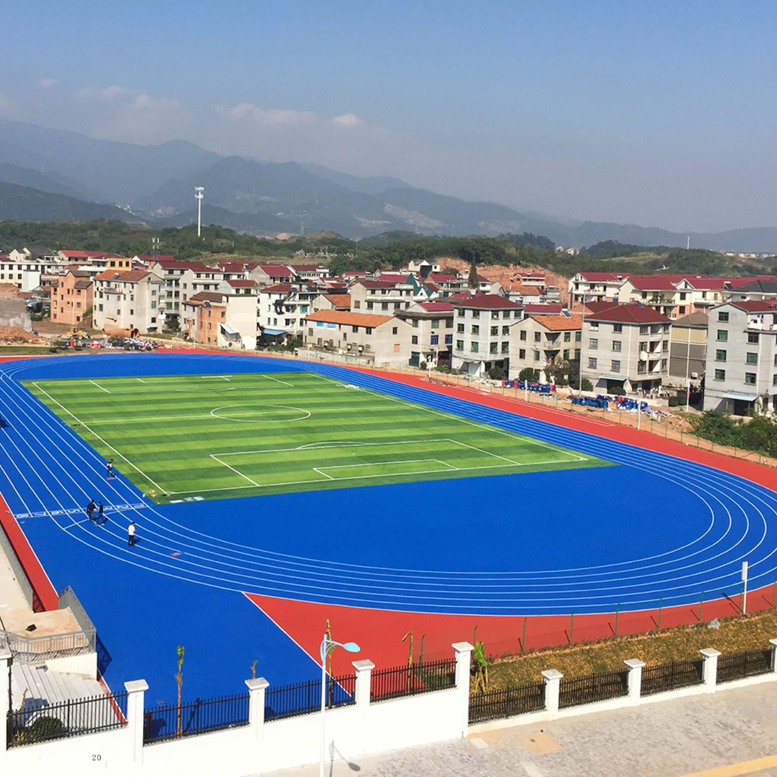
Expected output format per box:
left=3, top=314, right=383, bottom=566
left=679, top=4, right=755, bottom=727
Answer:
left=25, top=371, right=608, bottom=502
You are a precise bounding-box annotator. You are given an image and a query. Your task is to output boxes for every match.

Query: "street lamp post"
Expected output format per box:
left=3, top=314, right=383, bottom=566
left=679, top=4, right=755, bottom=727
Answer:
left=320, top=634, right=360, bottom=777
left=194, top=186, right=205, bottom=237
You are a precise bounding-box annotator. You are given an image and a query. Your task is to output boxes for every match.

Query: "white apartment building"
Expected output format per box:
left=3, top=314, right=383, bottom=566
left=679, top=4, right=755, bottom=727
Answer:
left=349, top=280, right=415, bottom=314
left=703, top=300, right=777, bottom=416
left=509, top=314, right=582, bottom=381
left=302, top=310, right=412, bottom=368
left=396, top=301, right=455, bottom=367
left=451, top=295, right=523, bottom=377
left=580, top=303, right=672, bottom=394
left=93, top=268, right=164, bottom=335
left=258, top=283, right=318, bottom=336
left=568, top=272, right=627, bottom=306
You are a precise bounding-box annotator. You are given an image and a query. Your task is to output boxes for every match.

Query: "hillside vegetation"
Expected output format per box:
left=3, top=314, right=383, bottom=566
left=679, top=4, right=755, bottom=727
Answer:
left=1, top=220, right=775, bottom=279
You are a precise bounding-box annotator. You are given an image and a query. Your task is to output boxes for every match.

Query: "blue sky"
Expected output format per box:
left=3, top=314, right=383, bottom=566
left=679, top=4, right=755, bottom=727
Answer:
left=1, top=0, right=776, bottom=231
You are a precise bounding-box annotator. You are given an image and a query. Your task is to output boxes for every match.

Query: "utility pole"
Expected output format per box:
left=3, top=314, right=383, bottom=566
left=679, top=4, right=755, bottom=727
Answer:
left=195, top=186, right=205, bottom=237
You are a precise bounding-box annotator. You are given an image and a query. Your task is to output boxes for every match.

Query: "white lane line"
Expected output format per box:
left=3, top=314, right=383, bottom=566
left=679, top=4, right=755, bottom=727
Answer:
left=259, top=373, right=294, bottom=388
left=89, top=380, right=111, bottom=394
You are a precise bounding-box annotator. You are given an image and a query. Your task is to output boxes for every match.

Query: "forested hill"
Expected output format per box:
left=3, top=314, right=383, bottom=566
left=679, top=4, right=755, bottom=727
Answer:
left=0, top=220, right=774, bottom=279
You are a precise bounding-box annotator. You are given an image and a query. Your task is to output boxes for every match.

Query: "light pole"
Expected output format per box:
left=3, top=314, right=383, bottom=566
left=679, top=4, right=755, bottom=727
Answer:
left=685, top=323, right=692, bottom=411
left=320, top=634, right=359, bottom=777
left=194, top=186, right=205, bottom=237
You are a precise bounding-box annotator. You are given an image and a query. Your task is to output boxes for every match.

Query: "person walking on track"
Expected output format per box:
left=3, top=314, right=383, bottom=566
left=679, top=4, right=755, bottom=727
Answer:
left=128, top=521, right=137, bottom=547
left=86, top=499, right=96, bottom=523
left=98, top=501, right=105, bottom=525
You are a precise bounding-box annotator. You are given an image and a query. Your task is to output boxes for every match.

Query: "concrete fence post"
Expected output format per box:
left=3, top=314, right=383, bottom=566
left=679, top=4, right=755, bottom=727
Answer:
left=770, top=639, right=777, bottom=673
left=245, top=677, right=269, bottom=742
left=124, top=679, right=148, bottom=765
left=0, top=649, right=11, bottom=754
left=700, top=649, right=721, bottom=692
left=542, top=669, right=563, bottom=718
left=452, top=642, right=473, bottom=735
left=353, top=659, right=375, bottom=709
left=624, top=659, right=645, bottom=703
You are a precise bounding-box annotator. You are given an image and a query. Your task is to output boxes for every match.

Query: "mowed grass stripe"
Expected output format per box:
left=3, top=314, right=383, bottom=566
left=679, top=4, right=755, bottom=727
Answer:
left=25, top=372, right=608, bottom=502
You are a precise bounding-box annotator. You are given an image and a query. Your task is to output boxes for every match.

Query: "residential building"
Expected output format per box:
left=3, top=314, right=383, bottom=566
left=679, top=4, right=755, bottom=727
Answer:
left=258, top=282, right=317, bottom=336
left=396, top=300, right=455, bottom=367
left=668, top=311, right=708, bottom=386
left=349, top=280, right=415, bottom=313
left=93, top=268, right=164, bottom=335
left=50, top=271, right=93, bottom=327
left=580, top=303, right=672, bottom=394
left=451, top=295, right=523, bottom=377
left=509, top=314, right=583, bottom=381
left=703, top=300, right=777, bottom=416
left=311, top=293, right=351, bottom=313
left=728, top=278, right=777, bottom=302
left=568, top=272, right=627, bottom=305
left=148, top=260, right=224, bottom=324
left=182, top=291, right=257, bottom=349
left=302, top=310, right=412, bottom=368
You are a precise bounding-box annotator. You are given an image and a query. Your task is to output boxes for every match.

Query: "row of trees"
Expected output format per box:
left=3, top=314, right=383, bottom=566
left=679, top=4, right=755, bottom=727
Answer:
left=689, top=411, right=777, bottom=457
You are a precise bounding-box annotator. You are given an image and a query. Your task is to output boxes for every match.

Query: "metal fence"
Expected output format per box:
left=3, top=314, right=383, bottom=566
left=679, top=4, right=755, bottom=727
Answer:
left=468, top=682, right=545, bottom=724
left=717, top=650, right=774, bottom=684
left=1, top=628, right=96, bottom=662
left=640, top=659, right=704, bottom=696
left=559, top=670, right=628, bottom=709
left=264, top=674, right=356, bottom=722
left=7, top=692, right=128, bottom=748
left=143, top=693, right=249, bottom=744
left=370, top=659, right=457, bottom=702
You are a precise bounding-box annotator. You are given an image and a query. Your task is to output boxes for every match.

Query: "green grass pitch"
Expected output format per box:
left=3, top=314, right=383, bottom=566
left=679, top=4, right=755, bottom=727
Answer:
left=25, top=372, right=609, bottom=502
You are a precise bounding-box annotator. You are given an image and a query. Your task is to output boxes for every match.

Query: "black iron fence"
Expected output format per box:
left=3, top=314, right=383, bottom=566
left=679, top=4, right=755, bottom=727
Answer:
left=370, top=659, right=457, bottom=702
left=143, top=693, right=249, bottom=744
left=468, top=682, right=545, bottom=724
left=264, top=674, right=356, bottom=722
left=640, top=659, right=703, bottom=696
left=717, top=649, right=773, bottom=684
left=7, top=692, right=127, bottom=748
left=558, top=670, right=628, bottom=709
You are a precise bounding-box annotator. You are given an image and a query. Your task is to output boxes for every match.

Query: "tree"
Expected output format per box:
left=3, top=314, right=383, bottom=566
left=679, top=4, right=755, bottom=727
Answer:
left=468, top=260, right=479, bottom=290
left=543, top=359, right=570, bottom=386
left=471, top=641, right=489, bottom=693
left=518, top=367, right=540, bottom=382
left=175, top=645, right=185, bottom=737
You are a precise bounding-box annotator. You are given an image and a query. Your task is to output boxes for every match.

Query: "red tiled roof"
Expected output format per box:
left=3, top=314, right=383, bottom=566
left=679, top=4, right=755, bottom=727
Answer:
left=259, top=265, right=294, bottom=275
left=305, top=310, right=395, bottom=327
left=587, top=302, right=671, bottom=324
left=529, top=314, right=583, bottom=331
left=577, top=272, right=626, bottom=282
left=324, top=294, right=351, bottom=308
left=452, top=294, right=521, bottom=310
left=227, top=279, right=256, bottom=288
left=417, top=301, right=455, bottom=312
left=262, top=283, right=292, bottom=293
left=185, top=291, right=224, bottom=304
left=726, top=299, right=777, bottom=312
left=94, top=270, right=150, bottom=283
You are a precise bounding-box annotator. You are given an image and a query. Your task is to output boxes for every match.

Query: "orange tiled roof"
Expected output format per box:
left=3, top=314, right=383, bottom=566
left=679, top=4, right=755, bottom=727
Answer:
left=529, top=314, right=583, bottom=331
left=305, top=310, right=394, bottom=327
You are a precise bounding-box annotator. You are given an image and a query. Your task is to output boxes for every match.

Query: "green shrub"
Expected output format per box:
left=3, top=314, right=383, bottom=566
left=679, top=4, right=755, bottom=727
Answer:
left=488, top=365, right=505, bottom=381
left=518, top=367, right=540, bottom=382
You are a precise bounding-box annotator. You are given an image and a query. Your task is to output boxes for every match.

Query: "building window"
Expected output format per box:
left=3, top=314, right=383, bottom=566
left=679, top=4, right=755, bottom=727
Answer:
left=472, top=310, right=480, bottom=318
left=589, top=322, right=599, bottom=331
left=773, top=374, right=777, bottom=386
left=575, top=332, right=582, bottom=343
left=612, top=324, right=622, bottom=333
left=392, top=326, right=398, bottom=334
left=431, top=319, right=440, bottom=329
left=534, top=331, right=541, bottom=342
left=715, top=349, right=727, bottom=361
left=589, top=338, right=598, bottom=350
left=431, top=335, right=439, bottom=345
left=491, top=311, right=499, bottom=320
left=745, top=372, right=757, bottom=385
left=748, top=332, right=760, bottom=344
left=501, top=342, right=509, bottom=352
left=520, top=330, right=527, bottom=341
left=519, top=348, right=526, bottom=359
left=611, top=360, right=620, bottom=372
left=457, top=323, right=464, bottom=333
left=471, top=342, right=479, bottom=352
left=612, top=340, right=621, bottom=352
left=491, top=326, right=499, bottom=336
left=490, top=342, right=498, bottom=354
left=563, top=331, right=571, bottom=342
left=411, top=336, right=418, bottom=345
left=639, top=325, right=649, bottom=335
left=456, top=340, right=464, bottom=350
left=367, top=302, right=373, bottom=310
left=471, top=325, right=480, bottom=335
left=445, top=334, right=453, bottom=344
left=588, top=357, right=597, bottom=369
left=746, top=352, right=758, bottom=365
left=716, top=330, right=728, bottom=341
left=717, top=311, right=729, bottom=322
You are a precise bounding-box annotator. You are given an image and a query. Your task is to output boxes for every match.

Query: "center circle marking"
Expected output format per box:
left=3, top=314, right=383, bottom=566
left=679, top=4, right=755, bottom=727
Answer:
left=210, top=404, right=311, bottom=423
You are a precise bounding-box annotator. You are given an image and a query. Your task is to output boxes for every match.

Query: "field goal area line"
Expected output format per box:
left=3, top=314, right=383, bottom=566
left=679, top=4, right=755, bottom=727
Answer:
left=165, top=437, right=583, bottom=495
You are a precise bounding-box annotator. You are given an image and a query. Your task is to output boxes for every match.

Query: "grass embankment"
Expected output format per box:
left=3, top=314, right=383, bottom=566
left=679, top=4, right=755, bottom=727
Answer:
left=486, top=609, right=777, bottom=690
left=0, top=345, right=55, bottom=355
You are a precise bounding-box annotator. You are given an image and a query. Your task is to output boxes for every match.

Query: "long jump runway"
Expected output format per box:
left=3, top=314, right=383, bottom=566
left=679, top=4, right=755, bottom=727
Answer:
left=0, top=353, right=775, bottom=701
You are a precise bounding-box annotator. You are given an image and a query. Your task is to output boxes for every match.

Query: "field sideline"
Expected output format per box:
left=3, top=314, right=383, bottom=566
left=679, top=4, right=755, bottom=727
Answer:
left=25, top=371, right=606, bottom=502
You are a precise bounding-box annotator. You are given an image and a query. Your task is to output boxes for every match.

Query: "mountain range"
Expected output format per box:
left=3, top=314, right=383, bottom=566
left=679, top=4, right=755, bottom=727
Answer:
left=0, top=117, right=776, bottom=253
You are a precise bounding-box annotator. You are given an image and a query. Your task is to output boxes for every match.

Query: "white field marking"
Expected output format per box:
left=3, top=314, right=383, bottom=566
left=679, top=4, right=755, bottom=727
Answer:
left=209, top=405, right=311, bottom=423
left=210, top=455, right=262, bottom=487
left=259, top=373, right=295, bottom=388
left=311, top=372, right=586, bottom=463
left=311, top=467, right=334, bottom=480
left=31, top=382, right=170, bottom=496
left=317, top=458, right=458, bottom=478
left=136, top=378, right=147, bottom=384
left=215, top=438, right=463, bottom=457
left=89, top=380, right=111, bottom=394
left=452, top=439, right=524, bottom=466
left=201, top=375, right=232, bottom=381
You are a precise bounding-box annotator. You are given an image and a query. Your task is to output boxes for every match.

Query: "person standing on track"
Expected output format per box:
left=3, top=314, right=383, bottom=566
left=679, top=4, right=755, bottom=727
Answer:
left=128, top=521, right=137, bottom=547
left=86, top=499, right=96, bottom=523
left=98, top=501, right=105, bottom=524
left=106, top=459, right=115, bottom=479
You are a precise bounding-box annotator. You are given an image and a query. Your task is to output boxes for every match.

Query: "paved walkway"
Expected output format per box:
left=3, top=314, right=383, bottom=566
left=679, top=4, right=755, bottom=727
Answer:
left=268, top=682, right=777, bottom=777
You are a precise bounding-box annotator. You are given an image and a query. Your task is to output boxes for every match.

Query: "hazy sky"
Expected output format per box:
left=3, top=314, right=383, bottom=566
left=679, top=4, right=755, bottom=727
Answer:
left=2, top=0, right=776, bottom=232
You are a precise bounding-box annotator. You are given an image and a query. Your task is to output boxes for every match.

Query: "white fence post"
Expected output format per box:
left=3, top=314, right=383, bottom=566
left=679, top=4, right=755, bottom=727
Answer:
left=245, top=677, right=269, bottom=741
left=700, top=649, right=720, bottom=692
left=770, top=639, right=777, bottom=673
left=542, top=669, right=563, bottom=718
left=353, top=659, right=374, bottom=709
left=452, top=642, right=473, bottom=735
left=124, top=679, right=148, bottom=765
left=624, top=659, right=645, bottom=703
left=0, top=649, right=11, bottom=754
